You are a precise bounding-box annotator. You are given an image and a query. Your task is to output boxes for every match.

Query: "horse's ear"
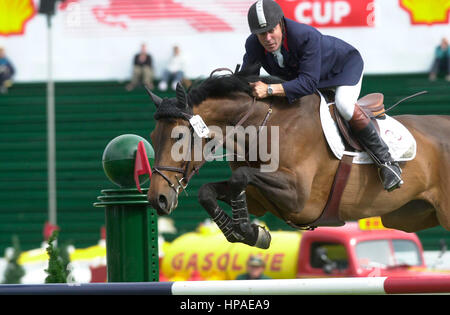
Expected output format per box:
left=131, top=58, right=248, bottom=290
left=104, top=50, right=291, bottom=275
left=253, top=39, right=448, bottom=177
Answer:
left=144, top=85, right=162, bottom=108
left=175, top=82, right=189, bottom=110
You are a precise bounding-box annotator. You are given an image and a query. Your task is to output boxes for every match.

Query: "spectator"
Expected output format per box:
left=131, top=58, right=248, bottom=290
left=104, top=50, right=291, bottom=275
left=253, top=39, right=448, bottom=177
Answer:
left=126, top=43, right=154, bottom=91
left=429, top=38, right=450, bottom=82
left=0, top=47, right=15, bottom=94
left=158, top=45, right=186, bottom=91
left=236, top=255, right=271, bottom=280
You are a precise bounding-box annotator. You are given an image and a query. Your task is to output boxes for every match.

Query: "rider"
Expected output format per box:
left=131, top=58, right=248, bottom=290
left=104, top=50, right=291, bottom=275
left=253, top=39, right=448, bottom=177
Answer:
left=242, top=0, right=403, bottom=192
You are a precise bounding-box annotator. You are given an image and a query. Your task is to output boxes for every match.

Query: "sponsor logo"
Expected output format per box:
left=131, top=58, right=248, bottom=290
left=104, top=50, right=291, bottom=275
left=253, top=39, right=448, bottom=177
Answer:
left=59, top=0, right=254, bottom=32
left=0, top=0, right=36, bottom=36
left=399, top=0, right=450, bottom=25
left=276, top=0, right=375, bottom=27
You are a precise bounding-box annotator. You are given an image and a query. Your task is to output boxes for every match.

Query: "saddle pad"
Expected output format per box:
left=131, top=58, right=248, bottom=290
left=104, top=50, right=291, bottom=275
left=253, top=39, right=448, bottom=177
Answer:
left=318, top=91, right=417, bottom=164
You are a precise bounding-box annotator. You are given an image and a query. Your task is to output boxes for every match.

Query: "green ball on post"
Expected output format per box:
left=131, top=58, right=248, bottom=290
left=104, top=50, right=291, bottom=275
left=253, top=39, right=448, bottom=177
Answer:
left=102, top=134, right=154, bottom=188
left=94, top=134, right=159, bottom=282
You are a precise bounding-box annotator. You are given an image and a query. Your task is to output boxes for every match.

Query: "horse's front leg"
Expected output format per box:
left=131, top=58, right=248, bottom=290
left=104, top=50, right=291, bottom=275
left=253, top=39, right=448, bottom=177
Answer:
left=198, top=181, right=236, bottom=241
left=198, top=179, right=271, bottom=249
left=228, top=169, right=272, bottom=249
left=226, top=165, right=303, bottom=246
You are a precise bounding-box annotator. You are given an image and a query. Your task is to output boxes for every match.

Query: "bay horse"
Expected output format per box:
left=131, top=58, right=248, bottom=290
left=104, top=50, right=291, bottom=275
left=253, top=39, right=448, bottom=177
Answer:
left=147, top=68, right=450, bottom=249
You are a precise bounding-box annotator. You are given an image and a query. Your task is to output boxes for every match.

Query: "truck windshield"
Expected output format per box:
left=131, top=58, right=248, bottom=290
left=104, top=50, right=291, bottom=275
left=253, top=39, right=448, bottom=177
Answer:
left=355, top=239, right=422, bottom=268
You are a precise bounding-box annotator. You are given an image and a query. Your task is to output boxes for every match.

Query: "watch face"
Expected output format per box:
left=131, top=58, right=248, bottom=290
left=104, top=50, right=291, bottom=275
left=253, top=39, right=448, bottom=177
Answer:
left=268, top=86, right=273, bottom=95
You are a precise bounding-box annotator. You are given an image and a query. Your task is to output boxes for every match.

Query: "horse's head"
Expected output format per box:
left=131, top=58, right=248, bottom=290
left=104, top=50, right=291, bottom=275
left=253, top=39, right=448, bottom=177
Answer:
left=146, top=83, right=204, bottom=215
left=147, top=67, right=283, bottom=215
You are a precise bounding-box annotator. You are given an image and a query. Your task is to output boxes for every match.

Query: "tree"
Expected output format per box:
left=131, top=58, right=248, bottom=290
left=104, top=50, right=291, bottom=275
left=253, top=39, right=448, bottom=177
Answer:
left=2, top=235, right=25, bottom=284
left=44, top=230, right=67, bottom=283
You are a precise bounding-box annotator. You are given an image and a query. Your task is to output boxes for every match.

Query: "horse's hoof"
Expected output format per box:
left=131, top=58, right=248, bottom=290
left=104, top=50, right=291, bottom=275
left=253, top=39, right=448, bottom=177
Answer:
left=254, top=225, right=271, bottom=249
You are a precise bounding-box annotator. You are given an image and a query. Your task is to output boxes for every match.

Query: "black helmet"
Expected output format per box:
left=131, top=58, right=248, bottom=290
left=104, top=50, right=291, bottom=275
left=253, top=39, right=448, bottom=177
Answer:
left=248, top=0, right=284, bottom=34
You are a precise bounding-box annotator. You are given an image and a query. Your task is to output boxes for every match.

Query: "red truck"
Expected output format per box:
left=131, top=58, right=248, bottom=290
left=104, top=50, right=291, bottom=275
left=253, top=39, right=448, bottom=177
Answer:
left=297, top=221, right=442, bottom=278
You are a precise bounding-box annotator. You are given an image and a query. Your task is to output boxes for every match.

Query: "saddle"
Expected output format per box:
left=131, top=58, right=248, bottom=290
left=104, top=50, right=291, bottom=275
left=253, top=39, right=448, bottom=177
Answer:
left=291, top=92, right=387, bottom=230
left=328, top=92, right=385, bottom=151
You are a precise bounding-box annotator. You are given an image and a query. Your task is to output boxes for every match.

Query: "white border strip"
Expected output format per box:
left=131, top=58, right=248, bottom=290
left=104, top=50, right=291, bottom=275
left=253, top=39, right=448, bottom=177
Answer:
left=172, top=278, right=387, bottom=295
left=256, top=0, right=267, bottom=27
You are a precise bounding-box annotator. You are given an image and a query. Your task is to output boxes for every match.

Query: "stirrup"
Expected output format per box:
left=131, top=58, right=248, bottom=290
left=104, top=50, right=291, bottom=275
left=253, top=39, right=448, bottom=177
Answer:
left=378, top=162, right=403, bottom=192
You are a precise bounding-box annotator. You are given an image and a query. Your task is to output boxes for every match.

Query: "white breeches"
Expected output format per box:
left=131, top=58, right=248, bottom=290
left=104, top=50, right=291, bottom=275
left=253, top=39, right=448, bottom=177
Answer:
left=334, top=73, right=363, bottom=121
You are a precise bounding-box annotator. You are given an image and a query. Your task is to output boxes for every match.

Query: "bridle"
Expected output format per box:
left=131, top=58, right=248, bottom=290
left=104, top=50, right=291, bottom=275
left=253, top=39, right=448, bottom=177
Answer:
left=151, top=124, right=202, bottom=196
left=151, top=68, right=274, bottom=196
left=152, top=97, right=273, bottom=196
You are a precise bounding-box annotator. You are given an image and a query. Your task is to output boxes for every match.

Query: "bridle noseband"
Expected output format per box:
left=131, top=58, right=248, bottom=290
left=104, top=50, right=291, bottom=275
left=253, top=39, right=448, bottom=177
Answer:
left=151, top=165, right=189, bottom=195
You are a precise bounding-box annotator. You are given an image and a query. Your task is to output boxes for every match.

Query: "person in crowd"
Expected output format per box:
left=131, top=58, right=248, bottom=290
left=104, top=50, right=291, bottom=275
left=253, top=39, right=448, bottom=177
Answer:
left=0, top=47, right=15, bottom=94
left=236, top=255, right=271, bottom=280
left=158, top=45, right=186, bottom=91
left=126, top=43, right=154, bottom=91
left=429, top=37, right=450, bottom=82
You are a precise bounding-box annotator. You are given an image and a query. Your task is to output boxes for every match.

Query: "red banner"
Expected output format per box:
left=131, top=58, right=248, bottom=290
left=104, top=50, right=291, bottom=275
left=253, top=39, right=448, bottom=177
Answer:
left=276, top=0, right=375, bottom=28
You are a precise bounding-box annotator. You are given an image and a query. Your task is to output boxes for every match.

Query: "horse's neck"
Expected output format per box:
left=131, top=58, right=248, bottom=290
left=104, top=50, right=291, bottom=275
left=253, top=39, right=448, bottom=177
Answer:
left=195, top=93, right=324, bottom=173
left=266, top=94, right=320, bottom=125
left=195, top=93, right=321, bottom=132
left=195, top=96, right=262, bottom=127
left=295, top=94, right=320, bottom=114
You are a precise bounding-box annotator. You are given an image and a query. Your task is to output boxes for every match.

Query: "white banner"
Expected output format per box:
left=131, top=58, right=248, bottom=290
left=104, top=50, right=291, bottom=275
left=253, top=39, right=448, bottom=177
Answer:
left=0, top=0, right=448, bottom=82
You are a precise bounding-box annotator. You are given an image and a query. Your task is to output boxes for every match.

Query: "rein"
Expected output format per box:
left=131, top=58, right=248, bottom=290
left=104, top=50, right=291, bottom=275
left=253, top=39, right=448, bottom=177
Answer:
left=152, top=97, right=274, bottom=195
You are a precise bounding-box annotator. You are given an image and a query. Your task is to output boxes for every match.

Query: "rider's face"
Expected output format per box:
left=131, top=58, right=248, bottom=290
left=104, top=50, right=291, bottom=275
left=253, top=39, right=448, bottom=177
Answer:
left=256, top=23, right=283, bottom=52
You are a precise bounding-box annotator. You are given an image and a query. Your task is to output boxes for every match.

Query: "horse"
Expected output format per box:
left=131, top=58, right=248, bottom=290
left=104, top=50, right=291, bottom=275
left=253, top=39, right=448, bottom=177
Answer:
left=146, top=68, right=450, bottom=249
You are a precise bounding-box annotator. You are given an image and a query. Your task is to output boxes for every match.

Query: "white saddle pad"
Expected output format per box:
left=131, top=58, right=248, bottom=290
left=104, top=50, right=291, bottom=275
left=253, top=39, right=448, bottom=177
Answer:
left=319, top=92, right=417, bottom=164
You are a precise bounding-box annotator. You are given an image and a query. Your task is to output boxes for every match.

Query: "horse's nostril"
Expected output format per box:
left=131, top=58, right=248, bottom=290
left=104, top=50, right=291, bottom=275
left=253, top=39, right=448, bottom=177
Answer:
left=158, top=194, right=168, bottom=211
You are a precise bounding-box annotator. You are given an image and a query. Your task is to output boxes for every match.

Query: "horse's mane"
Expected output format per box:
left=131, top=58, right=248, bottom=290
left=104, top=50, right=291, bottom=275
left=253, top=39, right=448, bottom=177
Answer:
left=153, top=64, right=285, bottom=120
left=188, top=64, right=285, bottom=107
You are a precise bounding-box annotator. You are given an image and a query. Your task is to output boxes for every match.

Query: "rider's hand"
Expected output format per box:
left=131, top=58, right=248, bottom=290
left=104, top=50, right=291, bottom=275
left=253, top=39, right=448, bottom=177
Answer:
left=250, top=82, right=286, bottom=99
left=249, top=81, right=268, bottom=99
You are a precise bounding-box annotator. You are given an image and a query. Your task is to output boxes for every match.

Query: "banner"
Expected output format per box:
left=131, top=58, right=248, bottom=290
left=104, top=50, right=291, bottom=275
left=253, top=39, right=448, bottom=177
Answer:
left=277, top=0, right=375, bottom=27
left=0, top=0, right=449, bottom=81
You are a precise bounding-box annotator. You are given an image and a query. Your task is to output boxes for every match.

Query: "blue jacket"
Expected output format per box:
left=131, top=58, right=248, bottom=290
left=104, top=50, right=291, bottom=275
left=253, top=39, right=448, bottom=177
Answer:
left=0, top=57, right=15, bottom=79
left=242, top=18, right=364, bottom=103
left=435, top=45, right=450, bottom=59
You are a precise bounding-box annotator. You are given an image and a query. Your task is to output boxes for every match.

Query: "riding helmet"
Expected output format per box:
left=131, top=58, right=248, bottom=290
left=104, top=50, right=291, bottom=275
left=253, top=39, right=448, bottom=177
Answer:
left=248, top=0, right=284, bottom=34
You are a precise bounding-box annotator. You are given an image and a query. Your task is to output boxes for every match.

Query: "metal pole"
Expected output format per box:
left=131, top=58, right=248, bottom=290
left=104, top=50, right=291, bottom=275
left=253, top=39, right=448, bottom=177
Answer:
left=46, top=14, right=57, bottom=225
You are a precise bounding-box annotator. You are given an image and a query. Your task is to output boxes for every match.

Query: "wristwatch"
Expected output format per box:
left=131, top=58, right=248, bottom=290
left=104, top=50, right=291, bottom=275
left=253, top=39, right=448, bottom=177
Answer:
left=267, top=84, right=273, bottom=96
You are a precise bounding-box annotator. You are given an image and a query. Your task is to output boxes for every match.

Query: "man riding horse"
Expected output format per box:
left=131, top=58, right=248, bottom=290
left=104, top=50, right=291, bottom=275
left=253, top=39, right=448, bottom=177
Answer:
left=242, top=0, right=403, bottom=192
left=147, top=0, right=450, bottom=250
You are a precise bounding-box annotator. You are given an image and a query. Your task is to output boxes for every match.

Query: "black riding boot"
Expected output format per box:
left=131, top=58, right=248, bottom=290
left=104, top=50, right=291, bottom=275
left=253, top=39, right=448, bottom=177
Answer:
left=349, top=105, right=403, bottom=191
